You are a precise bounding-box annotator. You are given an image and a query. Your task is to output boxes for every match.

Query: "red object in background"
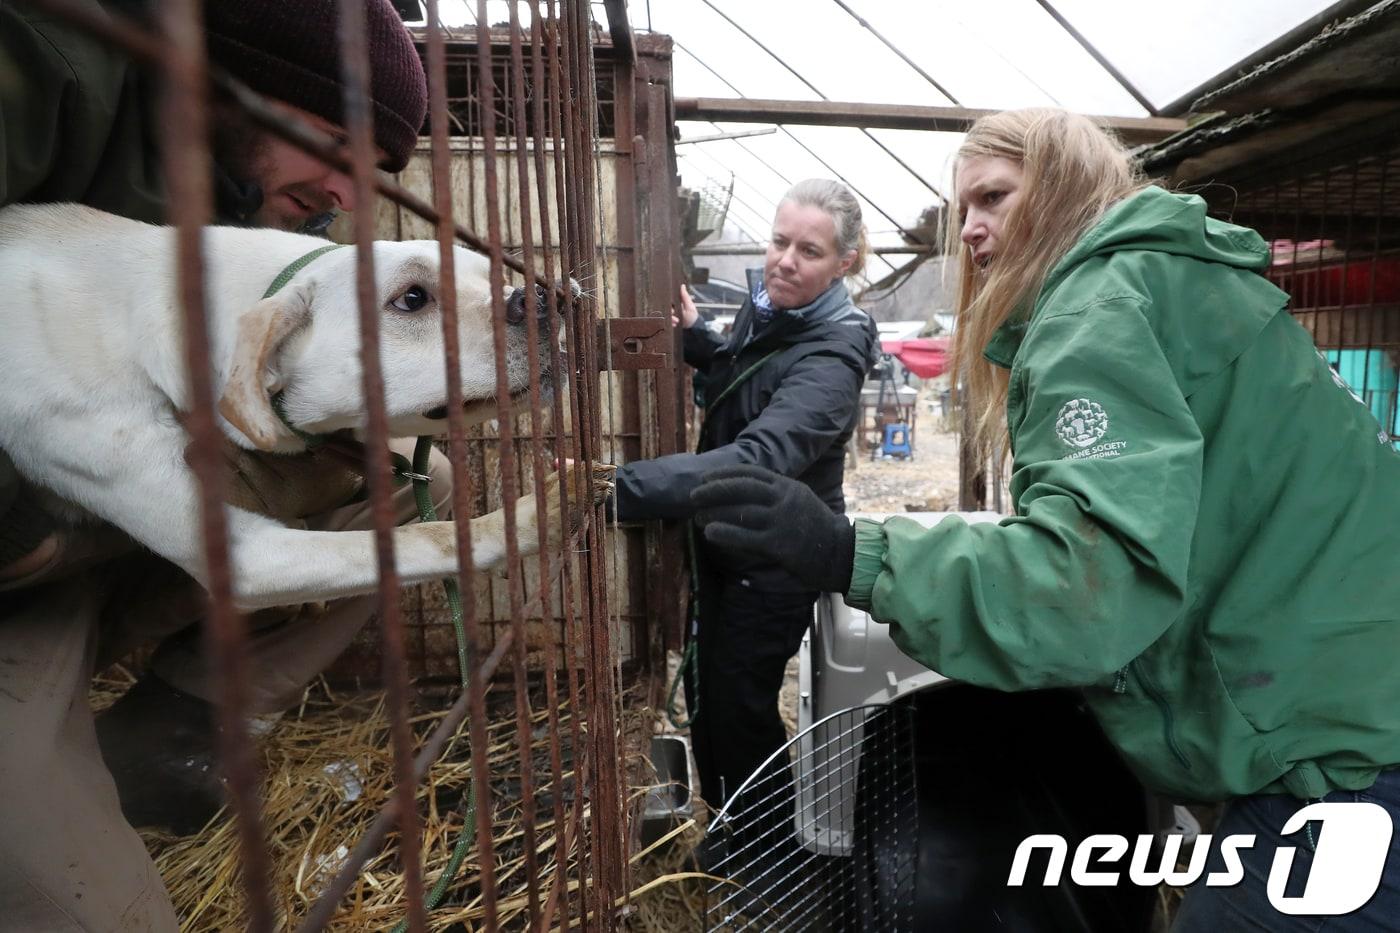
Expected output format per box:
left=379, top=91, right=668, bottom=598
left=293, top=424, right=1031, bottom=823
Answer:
left=881, top=337, right=950, bottom=379
left=1267, top=251, right=1400, bottom=309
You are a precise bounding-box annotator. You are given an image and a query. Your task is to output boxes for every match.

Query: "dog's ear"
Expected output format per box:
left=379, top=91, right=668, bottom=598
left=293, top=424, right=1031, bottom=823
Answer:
left=218, top=285, right=313, bottom=451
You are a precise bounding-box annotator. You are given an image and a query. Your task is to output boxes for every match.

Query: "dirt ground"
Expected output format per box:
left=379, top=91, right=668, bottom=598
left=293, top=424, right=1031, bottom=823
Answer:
left=844, top=391, right=962, bottom=514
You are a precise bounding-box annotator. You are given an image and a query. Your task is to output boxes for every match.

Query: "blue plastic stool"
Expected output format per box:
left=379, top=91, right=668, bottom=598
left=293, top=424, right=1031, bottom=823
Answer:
left=881, top=422, right=912, bottom=459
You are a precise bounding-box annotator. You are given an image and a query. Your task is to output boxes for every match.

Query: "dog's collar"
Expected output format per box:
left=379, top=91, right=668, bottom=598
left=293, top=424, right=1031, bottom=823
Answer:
left=263, top=243, right=347, bottom=299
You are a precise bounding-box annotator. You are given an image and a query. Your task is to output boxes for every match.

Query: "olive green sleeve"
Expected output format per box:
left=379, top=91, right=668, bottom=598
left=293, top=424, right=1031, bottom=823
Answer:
left=0, top=4, right=164, bottom=219
left=860, top=299, right=1204, bottom=690
left=846, top=518, right=886, bottom=610
left=0, top=6, right=73, bottom=206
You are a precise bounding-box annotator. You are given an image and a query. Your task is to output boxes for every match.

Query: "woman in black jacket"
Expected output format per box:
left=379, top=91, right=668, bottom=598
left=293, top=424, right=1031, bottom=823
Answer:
left=613, top=178, right=879, bottom=819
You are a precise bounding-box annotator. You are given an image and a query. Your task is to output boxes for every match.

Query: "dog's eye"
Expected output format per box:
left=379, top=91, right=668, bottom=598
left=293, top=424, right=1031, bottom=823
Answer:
left=390, top=285, right=431, bottom=313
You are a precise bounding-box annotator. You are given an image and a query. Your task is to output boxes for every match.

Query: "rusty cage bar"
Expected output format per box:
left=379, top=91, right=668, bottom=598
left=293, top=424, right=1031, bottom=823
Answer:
left=20, top=0, right=688, bottom=930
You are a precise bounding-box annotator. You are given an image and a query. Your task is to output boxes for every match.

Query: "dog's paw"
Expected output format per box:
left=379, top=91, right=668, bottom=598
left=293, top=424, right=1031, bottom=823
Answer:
left=533, top=459, right=614, bottom=551
left=469, top=461, right=614, bottom=576
left=579, top=459, right=616, bottom=508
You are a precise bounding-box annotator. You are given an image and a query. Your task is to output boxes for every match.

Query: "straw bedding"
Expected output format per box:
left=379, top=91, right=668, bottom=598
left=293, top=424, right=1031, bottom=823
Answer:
left=91, top=664, right=713, bottom=931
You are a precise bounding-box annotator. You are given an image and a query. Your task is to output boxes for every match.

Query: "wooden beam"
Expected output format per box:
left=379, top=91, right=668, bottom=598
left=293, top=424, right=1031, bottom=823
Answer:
left=602, top=0, right=635, bottom=67
left=689, top=242, right=932, bottom=255
left=674, top=97, right=1186, bottom=146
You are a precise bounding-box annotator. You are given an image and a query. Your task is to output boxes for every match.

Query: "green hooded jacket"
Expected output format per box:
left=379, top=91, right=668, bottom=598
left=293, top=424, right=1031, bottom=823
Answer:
left=847, top=186, right=1400, bottom=802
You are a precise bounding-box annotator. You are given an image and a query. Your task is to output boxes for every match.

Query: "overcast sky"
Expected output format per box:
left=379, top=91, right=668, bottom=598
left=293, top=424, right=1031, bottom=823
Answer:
left=433, top=0, right=1339, bottom=277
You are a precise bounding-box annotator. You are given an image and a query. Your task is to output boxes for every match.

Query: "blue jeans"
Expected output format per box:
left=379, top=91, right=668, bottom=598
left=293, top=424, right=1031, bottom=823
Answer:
left=1173, top=768, right=1400, bottom=931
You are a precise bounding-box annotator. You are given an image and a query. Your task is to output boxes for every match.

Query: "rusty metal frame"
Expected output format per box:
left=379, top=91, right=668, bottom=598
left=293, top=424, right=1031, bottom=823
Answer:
left=1192, top=129, right=1400, bottom=351
left=1158, top=116, right=1400, bottom=452
left=147, top=1, right=278, bottom=927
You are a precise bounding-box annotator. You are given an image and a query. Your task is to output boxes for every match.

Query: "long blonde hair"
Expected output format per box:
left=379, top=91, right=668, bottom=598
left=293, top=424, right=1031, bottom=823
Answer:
left=946, top=108, right=1147, bottom=459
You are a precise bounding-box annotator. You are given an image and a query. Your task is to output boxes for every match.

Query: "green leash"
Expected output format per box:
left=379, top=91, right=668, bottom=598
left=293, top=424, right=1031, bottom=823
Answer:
left=665, top=348, right=782, bottom=729
left=665, top=527, right=702, bottom=729
left=388, top=436, right=477, bottom=933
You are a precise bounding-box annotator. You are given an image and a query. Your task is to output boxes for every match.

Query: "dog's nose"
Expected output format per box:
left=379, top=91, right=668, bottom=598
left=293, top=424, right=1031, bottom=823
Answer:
left=505, top=285, right=556, bottom=325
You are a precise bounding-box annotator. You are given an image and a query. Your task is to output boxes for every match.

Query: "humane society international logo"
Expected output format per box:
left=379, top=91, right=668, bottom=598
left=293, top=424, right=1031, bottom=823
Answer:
left=1054, top=398, right=1125, bottom=460
left=1055, top=398, right=1109, bottom=448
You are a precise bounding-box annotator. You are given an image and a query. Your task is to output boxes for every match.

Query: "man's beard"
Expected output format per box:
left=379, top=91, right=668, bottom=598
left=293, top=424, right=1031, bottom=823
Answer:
left=212, top=127, right=337, bottom=233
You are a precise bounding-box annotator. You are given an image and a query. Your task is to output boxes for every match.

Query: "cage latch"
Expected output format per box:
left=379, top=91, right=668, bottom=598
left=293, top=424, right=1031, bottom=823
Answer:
left=597, top=317, right=672, bottom=370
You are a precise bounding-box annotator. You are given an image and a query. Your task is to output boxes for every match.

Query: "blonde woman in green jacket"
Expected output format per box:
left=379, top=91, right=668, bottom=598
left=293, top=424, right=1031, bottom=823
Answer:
left=692, top=108, right=1400, bottom=929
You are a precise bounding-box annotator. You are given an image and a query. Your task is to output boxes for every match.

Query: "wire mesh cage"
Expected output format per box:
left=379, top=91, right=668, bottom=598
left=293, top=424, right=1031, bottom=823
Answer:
left=702, top=703, right=919, bottom=932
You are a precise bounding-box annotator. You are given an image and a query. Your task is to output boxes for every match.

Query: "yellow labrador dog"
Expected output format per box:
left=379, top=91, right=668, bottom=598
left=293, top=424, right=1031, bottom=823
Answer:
left=0, top=203, right=603, bottom=609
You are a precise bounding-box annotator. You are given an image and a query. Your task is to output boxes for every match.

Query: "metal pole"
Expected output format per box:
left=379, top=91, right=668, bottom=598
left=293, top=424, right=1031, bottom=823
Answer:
left=155, top=0, right=273, bottom=928
left=1032, top=0, right=1158, bottom=115
left=827, top=0, right=961, bottom=105
left=677, top=127, right=779, bottom=144
left=335, top=1, right=427, bottom=930
left=527, top=5, right=575, bottom=924
left=689, top=242, right=933, bottom=255
left=698, top=0, right=947, bottom=203
left=504, top=5, right=544, bottom=925
left=470, top=2, right=510, bottom=928
left=673, top=96, right=1185, bottom=146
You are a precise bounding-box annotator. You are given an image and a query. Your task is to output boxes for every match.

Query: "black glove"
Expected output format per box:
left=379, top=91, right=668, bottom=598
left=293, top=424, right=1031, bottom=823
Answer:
left=690, top=465, right=855, bottom=594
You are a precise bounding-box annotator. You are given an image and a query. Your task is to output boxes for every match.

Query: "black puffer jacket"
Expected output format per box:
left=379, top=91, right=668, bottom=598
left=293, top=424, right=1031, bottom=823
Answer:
left=614, top=278, right=879, bottom=591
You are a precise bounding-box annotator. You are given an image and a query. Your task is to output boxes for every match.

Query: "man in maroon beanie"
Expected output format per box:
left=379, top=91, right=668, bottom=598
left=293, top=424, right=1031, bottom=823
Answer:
left=0, top=2, right=445, bottom=928
left=202, top=0, right=430, bottom=230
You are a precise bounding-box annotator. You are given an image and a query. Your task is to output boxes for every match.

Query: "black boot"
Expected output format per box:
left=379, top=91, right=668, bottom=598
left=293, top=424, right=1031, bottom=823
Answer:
left=94, top=674, right=226, bottom=836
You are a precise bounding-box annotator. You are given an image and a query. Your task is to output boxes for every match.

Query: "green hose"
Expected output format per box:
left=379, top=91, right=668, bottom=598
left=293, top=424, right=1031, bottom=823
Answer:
left=388, top=436, right=477, bottom=933
left=664, top=525, right=701, bottom=729
left=662, top=350, right=779, bottom=732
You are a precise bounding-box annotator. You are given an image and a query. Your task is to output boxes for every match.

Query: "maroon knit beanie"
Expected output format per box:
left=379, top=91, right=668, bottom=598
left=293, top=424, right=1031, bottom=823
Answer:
left=204, top=0, right=427, bottom=172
